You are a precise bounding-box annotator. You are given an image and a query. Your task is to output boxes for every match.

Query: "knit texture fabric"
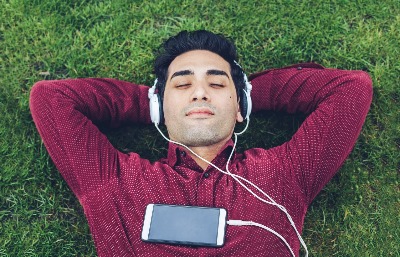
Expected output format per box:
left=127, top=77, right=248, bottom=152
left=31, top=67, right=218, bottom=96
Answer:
left=30, top=64, right=373, bottom=257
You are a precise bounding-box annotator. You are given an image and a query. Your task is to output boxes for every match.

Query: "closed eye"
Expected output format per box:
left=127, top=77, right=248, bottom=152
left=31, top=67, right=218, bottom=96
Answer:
left=210, top=83, right=224, bottom=88
left=176, top=84, right=191, bottom=88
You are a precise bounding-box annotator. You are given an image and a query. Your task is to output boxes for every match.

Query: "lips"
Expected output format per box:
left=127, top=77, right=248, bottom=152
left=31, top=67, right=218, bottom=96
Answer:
left=185, top=107, right=215, bottom=116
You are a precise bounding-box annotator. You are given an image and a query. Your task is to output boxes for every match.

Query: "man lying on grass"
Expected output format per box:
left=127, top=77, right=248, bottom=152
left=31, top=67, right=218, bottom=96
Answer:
left=30, top=30, right=372, bottom=257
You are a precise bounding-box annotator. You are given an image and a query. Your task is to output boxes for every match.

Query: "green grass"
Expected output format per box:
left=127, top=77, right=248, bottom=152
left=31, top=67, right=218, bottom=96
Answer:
left=1, top=0, right=399, bottom=256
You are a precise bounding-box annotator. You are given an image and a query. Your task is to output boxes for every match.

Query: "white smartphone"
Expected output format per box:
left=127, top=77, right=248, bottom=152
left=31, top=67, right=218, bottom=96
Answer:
left=141, top=204, right=227, bottom=247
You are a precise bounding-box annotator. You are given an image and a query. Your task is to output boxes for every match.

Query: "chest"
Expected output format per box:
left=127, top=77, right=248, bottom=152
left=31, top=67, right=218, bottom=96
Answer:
left=83, top=162, right=305, bottom=257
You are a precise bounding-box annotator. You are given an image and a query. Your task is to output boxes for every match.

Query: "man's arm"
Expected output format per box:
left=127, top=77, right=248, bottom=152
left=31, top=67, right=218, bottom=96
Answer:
left=250, top=64, right=373, bottom=204
left=29, top=78, right=151, bottom=198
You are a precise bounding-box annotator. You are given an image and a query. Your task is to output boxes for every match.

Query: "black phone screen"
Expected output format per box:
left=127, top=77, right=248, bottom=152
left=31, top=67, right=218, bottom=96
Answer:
left=147, top=204, right=225, bottom=246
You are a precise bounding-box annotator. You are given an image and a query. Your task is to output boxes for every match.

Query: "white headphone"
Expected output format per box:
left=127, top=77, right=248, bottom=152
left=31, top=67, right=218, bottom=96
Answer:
left=148, top=78, right=162, bottom=125
left=240, top=71, right=253, bottom=121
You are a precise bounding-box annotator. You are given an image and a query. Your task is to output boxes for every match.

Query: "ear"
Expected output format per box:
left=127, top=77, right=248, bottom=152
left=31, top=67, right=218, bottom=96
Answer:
left=236, top=109, right=244, bottom=123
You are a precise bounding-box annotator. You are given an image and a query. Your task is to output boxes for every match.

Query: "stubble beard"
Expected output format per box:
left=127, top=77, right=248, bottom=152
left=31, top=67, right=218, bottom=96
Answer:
left=165, top=103, right=237, bottom=147
left=167, top=115, right=235, bottom=147
left=174, top=124, right=225, bottom=147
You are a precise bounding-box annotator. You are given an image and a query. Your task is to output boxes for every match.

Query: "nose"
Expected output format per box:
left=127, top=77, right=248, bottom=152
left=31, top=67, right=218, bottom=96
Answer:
left=191, top=82, right=210, bottom=102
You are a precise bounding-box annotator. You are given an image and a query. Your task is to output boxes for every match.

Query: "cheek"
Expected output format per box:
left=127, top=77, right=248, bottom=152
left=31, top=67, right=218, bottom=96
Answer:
left=162, top=95, right=171, bottom=124
left=220, top=97, right=240, bottom=117
left=228, top=94, right=240, bottom=111
left=163, top=95, right=181, bottom=123
left=163, top=101, right=173, bottom=123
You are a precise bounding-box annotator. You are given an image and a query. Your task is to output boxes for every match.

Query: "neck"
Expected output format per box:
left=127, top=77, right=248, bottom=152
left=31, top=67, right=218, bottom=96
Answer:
left=155, top=124, right=232, bottom=171
left=187, top=140, right=228, bottom=170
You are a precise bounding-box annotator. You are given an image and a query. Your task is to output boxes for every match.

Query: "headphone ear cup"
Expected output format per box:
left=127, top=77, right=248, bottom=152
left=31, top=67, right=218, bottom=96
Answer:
left=149, top=93, right=161, bottom=125
left=239, top=89, right=248, bottom=119
left=240, top=85, right=252, bottom=120
left=157, top=93, right=163, bottom=123
left=148, top=81, right=163, bottom=125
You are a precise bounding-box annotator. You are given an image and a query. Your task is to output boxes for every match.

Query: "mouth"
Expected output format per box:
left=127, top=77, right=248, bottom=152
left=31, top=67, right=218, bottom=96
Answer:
left=185, top=107, right=215, bottom=117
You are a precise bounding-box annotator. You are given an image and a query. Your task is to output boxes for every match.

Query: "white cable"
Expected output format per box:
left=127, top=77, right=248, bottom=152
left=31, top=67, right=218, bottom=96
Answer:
left=227, top=220, right=295, bottom=257
left=154, top=118, right=308, bottom=257
left=225, top=132, right=308, bottom=256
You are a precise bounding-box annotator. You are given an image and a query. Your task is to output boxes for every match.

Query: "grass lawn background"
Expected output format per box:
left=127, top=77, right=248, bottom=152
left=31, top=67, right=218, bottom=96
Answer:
left=0, top=0, right=399, bottom=256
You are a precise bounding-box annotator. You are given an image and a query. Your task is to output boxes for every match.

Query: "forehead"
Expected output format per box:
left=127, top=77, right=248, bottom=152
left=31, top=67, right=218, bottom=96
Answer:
left=167, top=50, right=231, bottom=77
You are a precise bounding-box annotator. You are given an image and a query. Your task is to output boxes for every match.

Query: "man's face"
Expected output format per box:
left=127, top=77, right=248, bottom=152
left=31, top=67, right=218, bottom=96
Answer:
left=163, top=50, right=243, bottom=147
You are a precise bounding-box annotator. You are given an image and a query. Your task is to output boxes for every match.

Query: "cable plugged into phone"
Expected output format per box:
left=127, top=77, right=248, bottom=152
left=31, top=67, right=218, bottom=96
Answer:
left=227, top=220, right=295, bottom=257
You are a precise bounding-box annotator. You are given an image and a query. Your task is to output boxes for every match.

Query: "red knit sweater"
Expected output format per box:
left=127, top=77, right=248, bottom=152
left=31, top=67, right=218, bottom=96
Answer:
left=30, top=63, right=372, bottom=256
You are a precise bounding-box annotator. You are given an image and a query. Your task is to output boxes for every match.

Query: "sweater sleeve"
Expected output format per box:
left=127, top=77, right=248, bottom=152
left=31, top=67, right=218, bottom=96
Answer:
left=250, top=64, right=373, bottom=204
left=29, top=78, right=151, bottom=199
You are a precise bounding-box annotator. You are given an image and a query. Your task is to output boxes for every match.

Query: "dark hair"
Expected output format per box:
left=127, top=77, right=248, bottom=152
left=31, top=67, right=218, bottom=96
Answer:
left=153, top=30, right=246, bottom=99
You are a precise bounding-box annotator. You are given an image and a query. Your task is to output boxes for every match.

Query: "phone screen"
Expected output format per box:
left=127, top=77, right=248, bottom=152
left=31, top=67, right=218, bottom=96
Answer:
left=142, top=204, right=226, bottom=247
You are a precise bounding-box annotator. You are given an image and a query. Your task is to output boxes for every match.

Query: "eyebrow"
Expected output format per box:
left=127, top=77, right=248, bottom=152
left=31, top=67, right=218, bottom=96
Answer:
left=170, top=69, right=230, bottom=81
left=170, top=70, right=194, bottom=81
left=206, top=69, right=230, bottom=79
